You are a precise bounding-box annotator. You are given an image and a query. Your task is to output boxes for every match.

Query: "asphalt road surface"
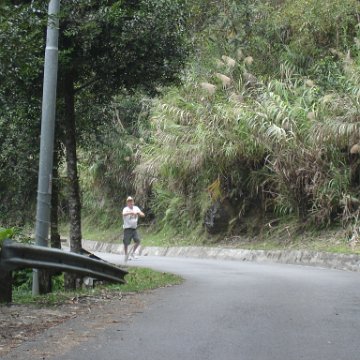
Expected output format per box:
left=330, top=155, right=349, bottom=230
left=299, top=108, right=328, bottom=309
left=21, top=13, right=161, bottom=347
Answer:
left=7, top=254, right=360, bottom=360
left=50, top=253, right=360, bottom=360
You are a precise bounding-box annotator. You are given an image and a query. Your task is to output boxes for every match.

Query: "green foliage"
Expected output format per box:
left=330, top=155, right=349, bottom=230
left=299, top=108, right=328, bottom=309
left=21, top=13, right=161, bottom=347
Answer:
left=3, top=0, right=360, bottom=241
left=273, top=0, right=360, bottom=56
left=0, top=227, right=15, bottom=242
left=0, top=226, right=34, bottom=294
left=0, top=106, right=40, bottom=224
left=0, top=226, right=30, bottom=247
left=56, top=0, right=189, bottom=96
left=12, top=267, right=182, bottom=304
left=0, top=2, right=44, bottom=90
left=0, top=3, right=44, bottom=224
left=0, top=227, right=15, bottom=249
left=12, top=268, right=33, bottom=293
left=134, top=3, right=360, bottom=235
left=107, top=267, right=183, bottom=293
left=13, top=272, right=64, bottom=301
left=0, top=0, right=190, bottom=226
left=135, top=52, right=265, bottom=231
left=78, top=93, right=152, bottom=226
left=190, top=0, right=360, bottom=75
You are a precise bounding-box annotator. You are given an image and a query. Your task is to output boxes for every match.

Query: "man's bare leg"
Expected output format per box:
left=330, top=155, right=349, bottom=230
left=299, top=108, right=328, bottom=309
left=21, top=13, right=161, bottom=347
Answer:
left=128, top=243, right=140, bottom=259
left=124, top=244, right=129, bottom=262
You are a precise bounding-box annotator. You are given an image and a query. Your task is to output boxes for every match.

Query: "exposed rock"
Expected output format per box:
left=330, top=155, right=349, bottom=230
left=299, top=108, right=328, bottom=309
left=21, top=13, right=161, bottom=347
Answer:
left=204, top=199, right=234, bottom=234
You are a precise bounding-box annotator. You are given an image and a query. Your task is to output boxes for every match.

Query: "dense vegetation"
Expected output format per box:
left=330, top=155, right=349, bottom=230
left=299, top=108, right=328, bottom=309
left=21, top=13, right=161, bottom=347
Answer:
left=1, top=0, right=360, bottom=248
left=0, top=0, right=188, bottom=251
left=131, top=0, right=360, bottom=242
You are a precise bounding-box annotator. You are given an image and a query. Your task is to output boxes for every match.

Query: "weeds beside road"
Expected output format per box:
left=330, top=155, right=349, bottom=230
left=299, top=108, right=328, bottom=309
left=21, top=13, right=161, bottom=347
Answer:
left=0, top=267, right=182, bottom=358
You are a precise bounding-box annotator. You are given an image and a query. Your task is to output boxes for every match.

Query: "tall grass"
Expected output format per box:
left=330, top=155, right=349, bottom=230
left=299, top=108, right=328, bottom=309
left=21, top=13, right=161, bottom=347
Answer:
left=135, top=35, right=360, bottom=237
left=79, top=0, right=360, bottom=241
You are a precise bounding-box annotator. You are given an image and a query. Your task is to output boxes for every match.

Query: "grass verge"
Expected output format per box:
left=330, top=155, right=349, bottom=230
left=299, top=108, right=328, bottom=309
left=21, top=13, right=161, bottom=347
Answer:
left=61, top=215, right=360, bottom=255
left=12, top=267, right=183, bottom=305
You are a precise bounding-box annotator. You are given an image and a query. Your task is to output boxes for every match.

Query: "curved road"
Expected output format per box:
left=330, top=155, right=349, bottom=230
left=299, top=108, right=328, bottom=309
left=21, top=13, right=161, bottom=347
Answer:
left=51, top=253, right=360, bottom=360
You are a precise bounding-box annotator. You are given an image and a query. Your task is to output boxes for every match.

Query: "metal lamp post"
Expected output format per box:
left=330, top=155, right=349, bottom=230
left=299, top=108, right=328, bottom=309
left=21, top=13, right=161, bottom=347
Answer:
left=32, top=0, right=60, bottom=296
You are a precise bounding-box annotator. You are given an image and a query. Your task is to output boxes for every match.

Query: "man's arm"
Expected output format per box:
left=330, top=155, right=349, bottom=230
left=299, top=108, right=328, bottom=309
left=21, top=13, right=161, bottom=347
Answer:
left=123, top=209, right=136, bottom=216
left=134, top=206, right=145, bottom=218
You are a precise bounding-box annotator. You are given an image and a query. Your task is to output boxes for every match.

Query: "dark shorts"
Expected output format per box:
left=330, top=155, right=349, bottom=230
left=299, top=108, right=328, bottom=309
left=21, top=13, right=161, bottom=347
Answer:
left=123, top=228, right=140, bottom=246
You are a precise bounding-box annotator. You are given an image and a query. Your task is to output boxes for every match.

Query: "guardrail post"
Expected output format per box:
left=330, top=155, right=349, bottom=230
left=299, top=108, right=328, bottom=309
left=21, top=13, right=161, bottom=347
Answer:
left=0, top=270, right=13, bottom=303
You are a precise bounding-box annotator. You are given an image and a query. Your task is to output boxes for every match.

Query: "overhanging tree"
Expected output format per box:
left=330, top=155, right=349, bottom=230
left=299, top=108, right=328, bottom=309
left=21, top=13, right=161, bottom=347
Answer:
left=56, top=0, right=189, bottom=263
left=0, top=2, right=44, bottom=224
left=1, top=0, right=189, bottom=289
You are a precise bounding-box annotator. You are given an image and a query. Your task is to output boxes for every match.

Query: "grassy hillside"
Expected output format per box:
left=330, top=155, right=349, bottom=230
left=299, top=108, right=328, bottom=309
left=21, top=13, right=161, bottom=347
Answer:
left=66, top=1, right=360, bottom=252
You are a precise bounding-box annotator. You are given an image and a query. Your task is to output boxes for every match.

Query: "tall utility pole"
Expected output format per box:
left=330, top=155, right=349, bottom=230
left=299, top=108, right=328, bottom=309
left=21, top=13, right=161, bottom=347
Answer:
left=32, top=0, right=60, bottom=296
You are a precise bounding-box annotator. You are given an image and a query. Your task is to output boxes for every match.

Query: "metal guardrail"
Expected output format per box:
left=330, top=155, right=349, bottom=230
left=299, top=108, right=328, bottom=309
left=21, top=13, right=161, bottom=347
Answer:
left=0, top=239, right=127, bottom=283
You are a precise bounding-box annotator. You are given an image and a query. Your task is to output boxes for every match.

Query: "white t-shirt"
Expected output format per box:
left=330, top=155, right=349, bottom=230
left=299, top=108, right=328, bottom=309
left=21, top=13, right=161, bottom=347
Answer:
left=122, top=206, right=141, bottom=229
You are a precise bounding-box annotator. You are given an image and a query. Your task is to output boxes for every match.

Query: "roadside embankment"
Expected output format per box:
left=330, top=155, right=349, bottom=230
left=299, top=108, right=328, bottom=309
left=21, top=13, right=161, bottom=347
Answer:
left=81, top=239, right=360, bottom=272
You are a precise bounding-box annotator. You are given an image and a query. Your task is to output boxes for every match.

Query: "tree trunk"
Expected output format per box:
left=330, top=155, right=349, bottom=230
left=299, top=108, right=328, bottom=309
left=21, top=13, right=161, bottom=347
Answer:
left=51, top=145, right=61, bottom=249
left=0, top=271, right=12, bottom=303
left=38, top=270, right=52, bottom=294
left=62, top=72, right=82, bottom=290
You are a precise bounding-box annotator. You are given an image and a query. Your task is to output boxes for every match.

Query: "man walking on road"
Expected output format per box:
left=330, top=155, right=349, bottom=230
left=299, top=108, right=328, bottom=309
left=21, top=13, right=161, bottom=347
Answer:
left=122, top=196, right=145, bottom=262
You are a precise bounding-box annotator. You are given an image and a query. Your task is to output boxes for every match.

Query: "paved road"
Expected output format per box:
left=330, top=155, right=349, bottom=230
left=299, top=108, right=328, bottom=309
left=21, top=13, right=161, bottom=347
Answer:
left=51, top=254, right=360, bottom=360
